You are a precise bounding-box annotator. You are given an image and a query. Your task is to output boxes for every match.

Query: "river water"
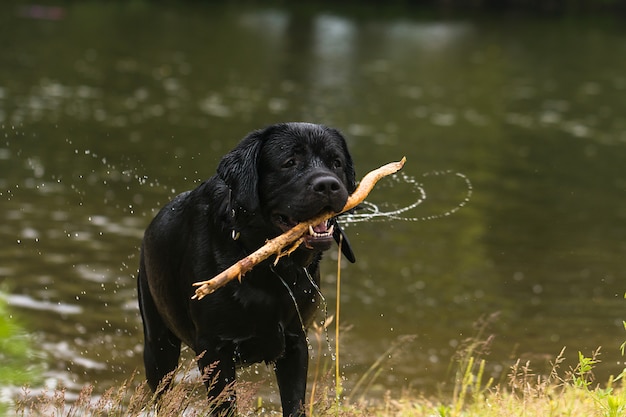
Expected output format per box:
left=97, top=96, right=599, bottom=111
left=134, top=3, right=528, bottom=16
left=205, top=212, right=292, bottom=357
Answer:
left=1, top=1, right=625, bottom=406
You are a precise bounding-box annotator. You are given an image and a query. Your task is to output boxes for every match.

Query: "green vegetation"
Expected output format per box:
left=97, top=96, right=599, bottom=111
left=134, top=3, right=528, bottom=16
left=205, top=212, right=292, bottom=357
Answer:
left=0, top=293, right=43, bottom=414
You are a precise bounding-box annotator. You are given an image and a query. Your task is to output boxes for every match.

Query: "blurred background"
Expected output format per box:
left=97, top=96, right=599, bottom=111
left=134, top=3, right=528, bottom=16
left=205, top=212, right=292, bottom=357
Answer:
left=1, top=0, right=625, bottom=406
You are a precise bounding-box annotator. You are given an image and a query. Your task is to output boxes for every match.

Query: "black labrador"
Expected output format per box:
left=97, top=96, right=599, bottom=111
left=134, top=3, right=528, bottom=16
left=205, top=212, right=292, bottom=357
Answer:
left=137, top=122, right=356, bottom=416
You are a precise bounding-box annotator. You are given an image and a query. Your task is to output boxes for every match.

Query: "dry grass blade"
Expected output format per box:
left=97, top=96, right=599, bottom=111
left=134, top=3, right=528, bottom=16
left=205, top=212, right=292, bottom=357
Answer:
left=192, top=157, right=407, bottom=299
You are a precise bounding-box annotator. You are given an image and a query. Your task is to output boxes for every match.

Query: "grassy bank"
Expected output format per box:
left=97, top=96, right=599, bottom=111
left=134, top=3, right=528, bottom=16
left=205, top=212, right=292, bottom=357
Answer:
left=3, top=292, right=625, bottom=416
left=10, top=339, right=626, bottom=416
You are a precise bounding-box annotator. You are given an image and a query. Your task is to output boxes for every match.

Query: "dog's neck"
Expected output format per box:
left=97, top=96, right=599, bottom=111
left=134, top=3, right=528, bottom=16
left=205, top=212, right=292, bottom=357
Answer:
left=221, top=184, right=320, bottom=269
left=226, top=187, right=256, bottom=245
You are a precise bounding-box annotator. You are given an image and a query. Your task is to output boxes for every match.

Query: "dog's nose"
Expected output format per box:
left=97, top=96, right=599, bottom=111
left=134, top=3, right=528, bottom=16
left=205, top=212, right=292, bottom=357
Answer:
left=311, top=175, right=342, bottom=196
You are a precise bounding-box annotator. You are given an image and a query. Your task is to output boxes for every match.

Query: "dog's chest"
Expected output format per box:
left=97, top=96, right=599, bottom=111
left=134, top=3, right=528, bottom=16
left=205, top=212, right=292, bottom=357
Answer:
left=233, top=277, right=313, bottom=326
left=228, top=273, right=317, bottom=362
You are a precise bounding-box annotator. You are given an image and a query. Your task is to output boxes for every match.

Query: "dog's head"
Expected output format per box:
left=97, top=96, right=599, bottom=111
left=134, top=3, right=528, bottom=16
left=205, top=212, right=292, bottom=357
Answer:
left=217, top=122, right=356, bottom=258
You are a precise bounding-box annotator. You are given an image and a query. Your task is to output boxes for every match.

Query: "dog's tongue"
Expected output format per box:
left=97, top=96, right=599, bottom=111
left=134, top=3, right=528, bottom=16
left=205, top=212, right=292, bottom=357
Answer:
left=312, top=221, right=328, bottom=234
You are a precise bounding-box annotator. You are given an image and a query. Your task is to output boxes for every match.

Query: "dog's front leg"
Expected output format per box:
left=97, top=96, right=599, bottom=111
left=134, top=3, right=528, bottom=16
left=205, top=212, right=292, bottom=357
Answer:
left=275, top=329, right=308, bottom=417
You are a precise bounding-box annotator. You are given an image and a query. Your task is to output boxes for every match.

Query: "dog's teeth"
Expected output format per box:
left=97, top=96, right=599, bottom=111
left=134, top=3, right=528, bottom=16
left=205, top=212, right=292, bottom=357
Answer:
left=308, top=223, right=333, bottom=238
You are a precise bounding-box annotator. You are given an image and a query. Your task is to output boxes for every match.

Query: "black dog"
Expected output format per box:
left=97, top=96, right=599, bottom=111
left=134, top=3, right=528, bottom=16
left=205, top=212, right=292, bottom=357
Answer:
left=137, top=123, right=356, bottom=416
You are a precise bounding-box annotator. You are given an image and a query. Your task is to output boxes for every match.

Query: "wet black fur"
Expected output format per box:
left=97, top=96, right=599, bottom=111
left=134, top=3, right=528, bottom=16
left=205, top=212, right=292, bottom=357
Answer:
left=137, top=123, right=356, bottom=416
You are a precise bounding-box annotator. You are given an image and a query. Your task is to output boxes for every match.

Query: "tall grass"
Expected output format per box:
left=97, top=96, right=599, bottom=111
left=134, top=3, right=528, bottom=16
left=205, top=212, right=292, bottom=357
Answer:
left=14, top=365, right=241, bottom=417
left=5, top=291, right=626, bottom=416
left=7, top=327, right=626, bottom=416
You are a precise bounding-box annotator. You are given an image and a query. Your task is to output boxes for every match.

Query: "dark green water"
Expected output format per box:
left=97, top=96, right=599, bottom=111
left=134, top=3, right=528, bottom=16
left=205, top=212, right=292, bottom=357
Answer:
left=2, top=1, right=625, bottom=405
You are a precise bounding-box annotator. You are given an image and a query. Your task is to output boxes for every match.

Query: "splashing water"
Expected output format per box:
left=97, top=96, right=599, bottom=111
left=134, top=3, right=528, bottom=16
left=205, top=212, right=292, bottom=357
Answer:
left=339, top=170, right=473, bottom=225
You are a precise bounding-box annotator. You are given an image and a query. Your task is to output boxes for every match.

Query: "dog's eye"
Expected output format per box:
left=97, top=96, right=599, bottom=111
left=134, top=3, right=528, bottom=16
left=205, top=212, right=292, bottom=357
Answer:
left=282, top=158, right=296, bottom=169
left=332, top=159, right=342, bottom=169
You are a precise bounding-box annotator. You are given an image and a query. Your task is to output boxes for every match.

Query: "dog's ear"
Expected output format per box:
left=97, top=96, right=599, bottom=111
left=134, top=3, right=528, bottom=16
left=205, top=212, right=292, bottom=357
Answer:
left=217, top=128, right=268, bottom=213
left=333, top=132, right=357, bottom=263
left=325, top=127, right=357, bottom=263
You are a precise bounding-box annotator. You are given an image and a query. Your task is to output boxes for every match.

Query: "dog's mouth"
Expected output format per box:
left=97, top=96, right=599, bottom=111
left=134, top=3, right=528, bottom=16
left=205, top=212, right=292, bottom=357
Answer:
left=273, top=214, right=335, bottom=250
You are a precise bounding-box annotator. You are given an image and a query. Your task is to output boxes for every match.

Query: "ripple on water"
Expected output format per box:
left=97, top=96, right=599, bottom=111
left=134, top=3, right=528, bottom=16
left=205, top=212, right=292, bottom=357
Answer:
left=7, top=293, right=82, bottom=315
left=74, top=264, right=109, bottom=283
left=88, top=215, right=144, bottom=238
left=41, top=340, right=108, bottom=371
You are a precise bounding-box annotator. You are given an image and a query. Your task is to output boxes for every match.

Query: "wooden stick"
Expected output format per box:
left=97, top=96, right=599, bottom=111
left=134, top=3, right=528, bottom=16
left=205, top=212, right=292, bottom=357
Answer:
left=192, top=157, right=406, bottom=299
